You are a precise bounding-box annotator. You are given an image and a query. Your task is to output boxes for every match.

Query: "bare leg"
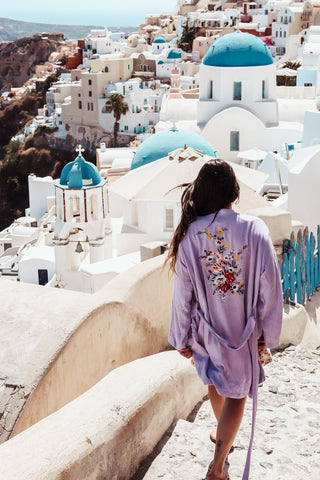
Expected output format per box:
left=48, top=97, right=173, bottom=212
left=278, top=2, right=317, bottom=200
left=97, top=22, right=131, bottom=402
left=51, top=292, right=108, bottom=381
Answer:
left=208, top=384, right=225, bottom=422
left=208, top=396, right=247, bottom=480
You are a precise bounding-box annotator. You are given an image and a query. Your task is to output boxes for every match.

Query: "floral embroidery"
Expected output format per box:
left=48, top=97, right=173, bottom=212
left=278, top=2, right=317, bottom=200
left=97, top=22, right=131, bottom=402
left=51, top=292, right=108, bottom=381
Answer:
left=197, top=227, right=248, bottom=299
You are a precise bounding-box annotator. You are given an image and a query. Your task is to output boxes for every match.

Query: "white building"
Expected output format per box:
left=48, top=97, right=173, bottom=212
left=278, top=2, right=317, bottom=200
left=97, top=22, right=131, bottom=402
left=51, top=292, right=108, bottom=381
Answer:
left=82, top=29, right=123, bottom=68
left=286, top=143, right=320, bottom=232
left=297, top=27, right=320, bottom=92
left=156, top=48, right=183, bottom=77
left=196, top=31, right=303, bottom=162
left=271, top=4, right=304, bottom=56
left=53, top=146, right=112, bottom=291
left=152, top=36, right=169, bottom=54
left=109, top=135, right=290, bottom=256
left=99, top=79, right=166, bottom=135
left=28, top=174, right=55, bottom=221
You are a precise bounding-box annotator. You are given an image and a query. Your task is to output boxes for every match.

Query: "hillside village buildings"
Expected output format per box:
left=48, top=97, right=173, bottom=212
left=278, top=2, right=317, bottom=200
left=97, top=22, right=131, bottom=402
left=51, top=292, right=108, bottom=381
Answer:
left=3, top=1, right=320, bottom=289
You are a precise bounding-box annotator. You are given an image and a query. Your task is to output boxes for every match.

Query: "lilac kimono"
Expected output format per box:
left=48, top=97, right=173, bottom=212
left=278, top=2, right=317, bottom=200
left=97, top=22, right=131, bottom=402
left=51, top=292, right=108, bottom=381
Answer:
left=169, top=209, right=283, bottom=479
left=169, top=208, right=283, bottom=397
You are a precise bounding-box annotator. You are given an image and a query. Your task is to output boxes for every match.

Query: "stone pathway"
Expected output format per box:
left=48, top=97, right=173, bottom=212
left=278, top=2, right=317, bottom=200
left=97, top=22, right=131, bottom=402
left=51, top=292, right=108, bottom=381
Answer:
left=140, top=346, right=320, bottom=480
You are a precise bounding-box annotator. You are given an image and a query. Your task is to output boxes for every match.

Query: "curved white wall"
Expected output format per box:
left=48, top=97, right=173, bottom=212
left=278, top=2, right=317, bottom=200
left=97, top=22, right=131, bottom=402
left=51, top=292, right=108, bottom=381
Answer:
left=0, top=352, right=207, bottom=480
left=9, top=255, right=174, bottom=438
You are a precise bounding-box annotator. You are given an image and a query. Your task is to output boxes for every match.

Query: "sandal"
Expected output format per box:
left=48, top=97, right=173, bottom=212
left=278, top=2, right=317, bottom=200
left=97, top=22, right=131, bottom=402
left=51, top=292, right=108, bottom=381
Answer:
left=210, top=430, right=234, bottom=453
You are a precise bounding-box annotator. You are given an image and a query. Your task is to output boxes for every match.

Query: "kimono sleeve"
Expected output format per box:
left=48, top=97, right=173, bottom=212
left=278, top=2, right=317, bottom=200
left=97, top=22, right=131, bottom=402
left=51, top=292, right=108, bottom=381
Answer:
left=168, top=246, right=194, bottom=350
left=257, top=236, right=283, bottom=349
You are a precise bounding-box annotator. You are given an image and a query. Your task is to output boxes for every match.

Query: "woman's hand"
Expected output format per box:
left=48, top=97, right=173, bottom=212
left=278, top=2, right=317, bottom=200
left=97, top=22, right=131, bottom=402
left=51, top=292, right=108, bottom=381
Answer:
left=178, top=346, right=193, bottom=359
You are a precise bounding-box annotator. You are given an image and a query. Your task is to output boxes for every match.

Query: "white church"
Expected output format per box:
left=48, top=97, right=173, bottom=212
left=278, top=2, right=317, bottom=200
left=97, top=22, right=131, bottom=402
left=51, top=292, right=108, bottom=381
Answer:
left=159, top=30, right=307, bottom=162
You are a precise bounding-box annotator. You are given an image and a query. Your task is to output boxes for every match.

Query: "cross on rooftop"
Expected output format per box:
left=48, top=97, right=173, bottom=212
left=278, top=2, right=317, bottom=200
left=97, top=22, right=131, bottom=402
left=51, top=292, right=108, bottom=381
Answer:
left=76, top=145, right=85, bottom=156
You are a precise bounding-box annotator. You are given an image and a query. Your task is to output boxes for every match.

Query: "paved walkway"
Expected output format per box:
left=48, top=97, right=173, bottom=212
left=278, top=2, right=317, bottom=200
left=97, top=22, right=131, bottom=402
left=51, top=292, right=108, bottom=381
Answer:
left=137, top=346, right=320, bottom=480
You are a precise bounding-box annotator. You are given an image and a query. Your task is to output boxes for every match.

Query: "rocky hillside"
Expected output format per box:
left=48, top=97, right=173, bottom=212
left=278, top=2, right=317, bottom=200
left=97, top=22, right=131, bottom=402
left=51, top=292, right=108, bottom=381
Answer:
left=0, top=34, right=63, bottom=90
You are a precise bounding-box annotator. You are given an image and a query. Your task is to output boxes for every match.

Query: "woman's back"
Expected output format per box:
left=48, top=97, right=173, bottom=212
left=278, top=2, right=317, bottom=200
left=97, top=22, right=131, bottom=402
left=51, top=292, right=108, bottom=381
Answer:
left=169, top=208, right=283, bottom=396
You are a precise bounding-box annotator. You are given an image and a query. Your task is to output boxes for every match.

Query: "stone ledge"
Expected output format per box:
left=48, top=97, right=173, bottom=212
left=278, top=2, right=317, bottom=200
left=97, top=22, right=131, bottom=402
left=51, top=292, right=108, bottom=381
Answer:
left=0, top=351, right=207, bottom=480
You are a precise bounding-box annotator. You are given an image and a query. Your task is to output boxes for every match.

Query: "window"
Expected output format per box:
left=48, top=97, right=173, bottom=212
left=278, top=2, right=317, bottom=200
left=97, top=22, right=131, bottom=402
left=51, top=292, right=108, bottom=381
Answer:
left=164, top=208, right=174, bottom=231
left=262, top=80, right=266, bottom=99
left=230, top=131, right=239, bottom=151
left=88, top=79, right=92, bottom=85
left=91, top=103, right=94, bottom=111
left=78, top=93, right=81, bottom=97
left=280, top=31, right=282, bottom=37
left=209, top=80, right=213, bottom=99
left=105, top=66, right=109, bottom=72
left=90, top=194, right=99, bottom=221
left=284, top=31, right=286, bottom=38
left=38, top=269, right=48, bottom=286
left=89, top=91, right=92, bottom=97
left=128, top=64, right=130, bottom=69
left=233, top=82, right=242, bottom=101
left=276, top=31, right=278, bottom=37
left=78, top=100, right=82, bottom=109
left=87, top=103, right=90, bottom=110
left=70, top=195, right=80, bottom=220
left=124, top=125, right=128, bottom=131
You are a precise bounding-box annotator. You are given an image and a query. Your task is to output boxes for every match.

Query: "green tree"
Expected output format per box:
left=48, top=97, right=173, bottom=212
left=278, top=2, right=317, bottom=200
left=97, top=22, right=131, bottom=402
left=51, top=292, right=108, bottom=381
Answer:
left=42, top=73, right=59, bottom=94
left=58, top=54, right=68, bottom=67
left=177, top=20, right=200, bottom=52
left=105, top=93, right=129, bottom=147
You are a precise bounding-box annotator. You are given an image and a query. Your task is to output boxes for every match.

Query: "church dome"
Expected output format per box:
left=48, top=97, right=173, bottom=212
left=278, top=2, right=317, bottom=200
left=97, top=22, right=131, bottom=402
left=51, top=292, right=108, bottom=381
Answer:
left=59, top=150, right=103, bottom=189
left=203, top=31, right=273, bottom=67
left=153, top=36, right=166, bottom=44
left=168, top=49, right=182, bottom=59
left=131, top=128, right=217, bottom=170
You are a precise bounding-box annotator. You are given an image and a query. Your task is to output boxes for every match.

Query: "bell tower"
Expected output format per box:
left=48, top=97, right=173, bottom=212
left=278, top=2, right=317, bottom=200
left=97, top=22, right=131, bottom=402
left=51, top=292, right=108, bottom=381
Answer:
left=53, top=145, right=111, bottom=289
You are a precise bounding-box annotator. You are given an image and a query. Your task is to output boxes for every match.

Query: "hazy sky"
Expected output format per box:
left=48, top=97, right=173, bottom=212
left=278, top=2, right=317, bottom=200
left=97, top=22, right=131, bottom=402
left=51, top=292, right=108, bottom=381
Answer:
left=1, top=0, right=176, bottom=26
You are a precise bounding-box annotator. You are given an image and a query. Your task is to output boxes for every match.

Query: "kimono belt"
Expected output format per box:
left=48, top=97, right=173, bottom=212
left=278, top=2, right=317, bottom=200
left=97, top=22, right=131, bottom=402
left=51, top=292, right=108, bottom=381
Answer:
left=194, top=308, right=259, bottom=480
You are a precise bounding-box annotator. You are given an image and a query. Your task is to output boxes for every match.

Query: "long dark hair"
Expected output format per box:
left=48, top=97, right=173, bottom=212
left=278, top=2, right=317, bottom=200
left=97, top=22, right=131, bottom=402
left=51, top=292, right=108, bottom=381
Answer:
left=167, top=159, right=240, bottom=272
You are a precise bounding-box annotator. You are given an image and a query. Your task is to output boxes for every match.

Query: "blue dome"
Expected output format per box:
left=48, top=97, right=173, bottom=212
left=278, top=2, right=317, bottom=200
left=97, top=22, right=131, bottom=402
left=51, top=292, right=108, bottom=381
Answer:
left=203, top=31, right=273, bottom=67
left=168, top=49, right=182, bottom=59
left=131, top=129, right=217, bottom=170
left=59, top=154, right=104, bottom=189
left=153, top=36, right=166, bottom=44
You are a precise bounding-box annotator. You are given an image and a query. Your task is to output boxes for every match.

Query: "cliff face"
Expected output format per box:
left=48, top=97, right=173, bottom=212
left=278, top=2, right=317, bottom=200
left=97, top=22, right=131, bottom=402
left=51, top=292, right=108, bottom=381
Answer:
left=0, top=33, right=64, bottom=90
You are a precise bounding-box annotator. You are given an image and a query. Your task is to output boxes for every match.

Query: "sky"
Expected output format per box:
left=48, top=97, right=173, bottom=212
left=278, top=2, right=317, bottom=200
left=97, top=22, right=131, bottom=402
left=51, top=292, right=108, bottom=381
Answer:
left=1, top=0, right=176, bottom=27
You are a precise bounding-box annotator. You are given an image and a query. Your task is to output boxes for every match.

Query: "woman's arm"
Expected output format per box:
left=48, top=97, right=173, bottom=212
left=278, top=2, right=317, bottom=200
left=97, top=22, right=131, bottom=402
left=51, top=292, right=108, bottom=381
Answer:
left=168, top=247, right=194, bottom=351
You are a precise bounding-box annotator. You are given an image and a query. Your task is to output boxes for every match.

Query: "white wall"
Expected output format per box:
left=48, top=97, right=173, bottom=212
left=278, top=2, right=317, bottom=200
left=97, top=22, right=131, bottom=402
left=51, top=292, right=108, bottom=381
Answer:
left=201, top=105, right=302, bottom=162
left=198, top=64, right=278, bottom=127
left=287, top=148, right=320, bottom=230
left=19, top=258, right=55, bottom=285
left=0, top=353, right=206, bottom=480
left=28, top=175, right=55, bottom=221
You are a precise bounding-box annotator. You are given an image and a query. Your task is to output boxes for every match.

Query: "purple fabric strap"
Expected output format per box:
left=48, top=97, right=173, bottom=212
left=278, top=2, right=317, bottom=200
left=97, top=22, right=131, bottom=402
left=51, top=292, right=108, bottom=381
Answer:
left=241, top=329, right=259, bottom=480
left=196, top=309, right=259, bottom=480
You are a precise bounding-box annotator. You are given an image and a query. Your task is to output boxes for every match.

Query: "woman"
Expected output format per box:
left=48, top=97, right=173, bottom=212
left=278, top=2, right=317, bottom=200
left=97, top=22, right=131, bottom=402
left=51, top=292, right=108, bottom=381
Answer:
left=168, top=159, right=283, bottom=480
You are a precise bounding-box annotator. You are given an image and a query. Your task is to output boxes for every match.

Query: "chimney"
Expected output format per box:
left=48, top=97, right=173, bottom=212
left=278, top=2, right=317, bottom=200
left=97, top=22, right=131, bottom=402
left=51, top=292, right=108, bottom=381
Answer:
left=100, top=142, right=106, bottom=152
